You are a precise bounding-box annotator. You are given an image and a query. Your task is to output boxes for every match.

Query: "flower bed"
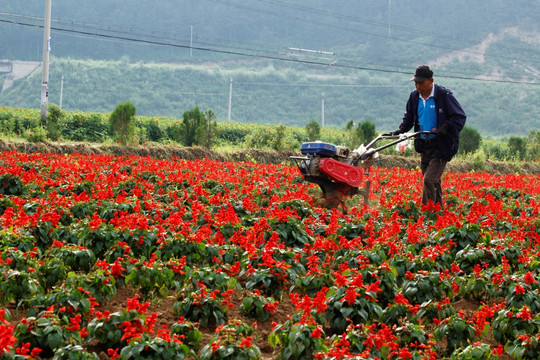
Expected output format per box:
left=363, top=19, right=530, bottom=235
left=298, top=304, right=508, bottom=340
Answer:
left=0, top=150, right=539, bottom=359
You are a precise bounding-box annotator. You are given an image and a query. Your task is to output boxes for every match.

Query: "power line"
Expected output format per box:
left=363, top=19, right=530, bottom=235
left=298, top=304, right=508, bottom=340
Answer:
left=5, top=9, right=539, bottom=67
left=3, top=8, right=540, bottom=68
left=235, top=82, right=407, bottom=88
left=1, top=16, right=539, bottom=86
left=251, top=0, right=540, bottom=56
left=3, top=10, right=540, bottom=69
left=204, top=0, right=540, bottom=65
left=0, top=12, right=282, bottom=56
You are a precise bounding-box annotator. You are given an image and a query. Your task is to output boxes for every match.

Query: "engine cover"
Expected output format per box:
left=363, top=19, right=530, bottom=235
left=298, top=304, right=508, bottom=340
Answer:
left=318, top=158, right=362, bottom=187
left=301, top=142, right=350, bottom=158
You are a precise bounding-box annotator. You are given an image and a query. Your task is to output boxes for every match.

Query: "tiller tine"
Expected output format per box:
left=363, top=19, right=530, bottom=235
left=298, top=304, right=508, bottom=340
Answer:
left=306, top=176, right=358, bottom=210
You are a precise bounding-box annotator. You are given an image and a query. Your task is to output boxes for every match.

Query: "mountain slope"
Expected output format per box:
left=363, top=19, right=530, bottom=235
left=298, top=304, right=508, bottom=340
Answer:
left=0, top=2, right=539, bottom=136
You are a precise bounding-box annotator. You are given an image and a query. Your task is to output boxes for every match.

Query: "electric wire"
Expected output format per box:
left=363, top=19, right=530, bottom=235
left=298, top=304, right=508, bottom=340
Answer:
left=3, top=10, right=540, bottom=67
left=251, top=0, right=540, bottom=55
left=204, top=0, right=540, bottom=64
left=2, top=10, right=539, bottom=71
left=0, top=14, right=539, bottom=86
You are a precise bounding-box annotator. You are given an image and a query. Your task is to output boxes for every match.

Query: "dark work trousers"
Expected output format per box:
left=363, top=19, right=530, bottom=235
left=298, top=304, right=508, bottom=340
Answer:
left=420, top=141, right=447, bottom=208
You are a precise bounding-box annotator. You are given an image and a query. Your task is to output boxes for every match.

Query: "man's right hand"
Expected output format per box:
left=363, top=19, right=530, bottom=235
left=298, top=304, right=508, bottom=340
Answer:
left=391, top=128, right=405, bottom=136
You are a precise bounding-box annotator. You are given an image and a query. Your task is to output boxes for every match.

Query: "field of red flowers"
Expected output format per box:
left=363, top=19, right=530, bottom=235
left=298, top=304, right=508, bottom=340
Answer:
left=0, top=150, right=539, bottom=359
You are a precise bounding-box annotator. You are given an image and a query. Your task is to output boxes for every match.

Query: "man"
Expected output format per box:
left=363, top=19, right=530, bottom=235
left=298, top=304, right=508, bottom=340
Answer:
left=393, top=65, right=466, bottom=208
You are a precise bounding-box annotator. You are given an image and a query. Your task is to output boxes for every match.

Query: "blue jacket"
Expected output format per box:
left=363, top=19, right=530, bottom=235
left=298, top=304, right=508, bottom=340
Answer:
left=399, top=84, right=466, bottom=161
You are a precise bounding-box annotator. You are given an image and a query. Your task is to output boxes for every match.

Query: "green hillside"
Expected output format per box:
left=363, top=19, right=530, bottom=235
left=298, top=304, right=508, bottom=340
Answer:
left=1, top=1, right=539, bottom=136
left=0, top=57, right=538, bottom=137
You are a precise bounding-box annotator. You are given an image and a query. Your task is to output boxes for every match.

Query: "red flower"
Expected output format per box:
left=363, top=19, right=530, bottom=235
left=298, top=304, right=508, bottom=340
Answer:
left=365, top=280, right=383, bottom=294
left=344, top=287, right=358, bottom=305
left=492, top=344, right=504, bottom=356
left=107, top=348, right=120, bottom=360
left=239, top=335, right=253, bottom=348
left=311, top=326, right=323, bottom=338
left=524, top=272, right=537, bottom=285
left=66, top=314, right=81, bottom=331
left=0, top=310, right=16, bottom=352
left=30, top=347, right=42, bottom=357
left=394, top=293, right=410, bottom=305
left=392, top=347, right=412, bottom=359
left=89, top=212, right=103, bottom=230
left=516, top=305, right=532, bottom=321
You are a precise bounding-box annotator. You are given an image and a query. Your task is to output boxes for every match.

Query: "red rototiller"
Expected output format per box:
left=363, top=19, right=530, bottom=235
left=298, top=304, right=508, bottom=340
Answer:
left=291, top=131, right=434, bottom=209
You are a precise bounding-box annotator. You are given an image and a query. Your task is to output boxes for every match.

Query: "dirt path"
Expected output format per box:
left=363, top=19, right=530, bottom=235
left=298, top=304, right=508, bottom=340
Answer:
left=0, top=139, right=538, bottom=175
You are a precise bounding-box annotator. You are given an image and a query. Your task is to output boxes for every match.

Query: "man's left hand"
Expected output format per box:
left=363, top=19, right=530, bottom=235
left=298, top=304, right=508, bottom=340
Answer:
left=436, top=124, right=449, bottom=136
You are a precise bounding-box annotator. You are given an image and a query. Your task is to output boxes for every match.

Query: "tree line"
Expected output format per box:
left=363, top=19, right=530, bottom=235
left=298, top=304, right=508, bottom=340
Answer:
left=0, top=58, right=538, bottom=138
left=0, top=104, right=538, bottom=164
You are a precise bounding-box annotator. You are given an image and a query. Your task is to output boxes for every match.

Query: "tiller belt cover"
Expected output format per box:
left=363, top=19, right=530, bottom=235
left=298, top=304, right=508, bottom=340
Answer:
left=291, top=131, right=434, bottom=209
left=318, top=158, right=362, bottom=187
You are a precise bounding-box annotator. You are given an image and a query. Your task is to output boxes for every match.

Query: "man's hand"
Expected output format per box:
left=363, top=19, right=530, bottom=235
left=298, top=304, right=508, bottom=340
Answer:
left=436, top=123, right=449, bottom=136
left=391, top=128, right=405, bottom=136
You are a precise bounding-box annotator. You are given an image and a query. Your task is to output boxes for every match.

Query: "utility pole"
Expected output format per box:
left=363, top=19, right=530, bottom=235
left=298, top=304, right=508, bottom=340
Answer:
left=321, top=93, right=325, bottom=128
left=59, top=75, right=64, bottom=109
left=227, top=78, right=233, bottom=121
left=40, top=0, right=52, bottom=123
left=190, top=25, right=193, bottom=57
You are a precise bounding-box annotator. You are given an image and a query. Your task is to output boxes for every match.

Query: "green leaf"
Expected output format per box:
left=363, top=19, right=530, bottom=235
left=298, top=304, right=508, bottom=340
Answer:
left=453, top=320, right=466, bottom=334
left=48, top=331, right=63, bottom=349
left=268, top=332, right=279, bottom=348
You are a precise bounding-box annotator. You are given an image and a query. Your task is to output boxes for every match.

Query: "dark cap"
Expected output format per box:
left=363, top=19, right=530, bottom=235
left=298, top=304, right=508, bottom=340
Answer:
left=410, top=65, right=433, bottom=82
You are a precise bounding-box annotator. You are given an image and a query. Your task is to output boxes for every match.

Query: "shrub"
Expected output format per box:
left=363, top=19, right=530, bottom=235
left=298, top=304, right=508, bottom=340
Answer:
left=459, top=126, right=482, bottom=155
left=272, top=124, right=286, bottom=150
left=165, top=122, right=182, bottom=143
left=46, top=103, right=63, bottom=141
left=482, top=140, right=509, bottom=160
left=143, top=119, right=164, bottom=142
left=346, top=119, right=376, bottom=149
left=21, top=116, right=40, bottom=131
left=305, top=119, right=321, bottom=141
left=508, top=136, right=527, bottom=161
left=216, top=125, right=248, bottom=145
left=62, top=113, right=110, bottom=142
left=245, top=127, right=274, bottom=149
left=198, top=110, right=218, bottom=149
left=109, top=101, right=137, bottom=145
left=470, top=149, right=487, bottom=171
left=0, top=110, right=18, bottom=136
left=24, top=126, right=47, bottom=143
left=179, top=106, right=209, bottom=147
left=526, top=130, right=540, bottom=161
left=358, top=119, right=377, bottom=144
